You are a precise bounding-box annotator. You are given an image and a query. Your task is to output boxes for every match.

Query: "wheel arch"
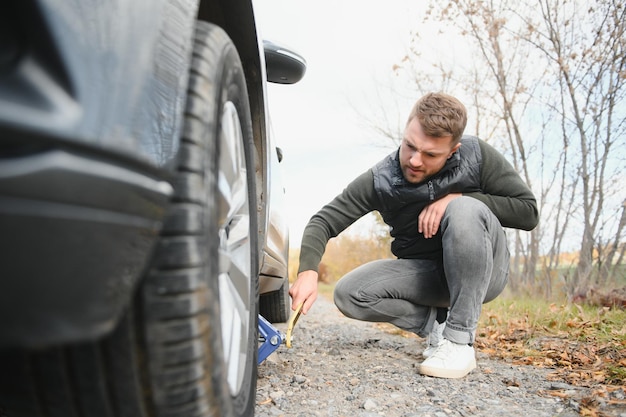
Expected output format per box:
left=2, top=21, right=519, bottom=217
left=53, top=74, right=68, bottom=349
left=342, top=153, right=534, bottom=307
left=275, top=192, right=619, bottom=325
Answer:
left=197, top=0, right=271, bottom=257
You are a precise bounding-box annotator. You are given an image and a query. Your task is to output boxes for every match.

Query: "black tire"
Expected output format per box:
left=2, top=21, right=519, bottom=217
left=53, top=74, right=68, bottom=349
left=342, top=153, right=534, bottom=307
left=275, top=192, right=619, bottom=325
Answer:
left=260, top=281, right=291, bottom=323
left=142, top=20, right=259, bottom=417
left=0, top=21, right=259, bottom=417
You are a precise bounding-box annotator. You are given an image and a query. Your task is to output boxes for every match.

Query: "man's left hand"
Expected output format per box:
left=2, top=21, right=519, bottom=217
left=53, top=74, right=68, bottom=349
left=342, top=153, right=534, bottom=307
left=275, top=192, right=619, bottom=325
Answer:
left=418, top=193, right=461, bottom=238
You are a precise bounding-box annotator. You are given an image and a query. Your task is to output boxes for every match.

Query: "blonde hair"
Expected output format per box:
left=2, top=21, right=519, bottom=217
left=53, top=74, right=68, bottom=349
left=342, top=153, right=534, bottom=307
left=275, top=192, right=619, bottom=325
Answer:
left=407, top=93, right=467, bottom=144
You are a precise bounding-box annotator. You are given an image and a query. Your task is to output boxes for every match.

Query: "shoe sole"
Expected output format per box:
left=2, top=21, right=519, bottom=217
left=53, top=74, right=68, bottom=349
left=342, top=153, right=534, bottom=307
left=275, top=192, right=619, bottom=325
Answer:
left=419, top=359, right=477, bottom=379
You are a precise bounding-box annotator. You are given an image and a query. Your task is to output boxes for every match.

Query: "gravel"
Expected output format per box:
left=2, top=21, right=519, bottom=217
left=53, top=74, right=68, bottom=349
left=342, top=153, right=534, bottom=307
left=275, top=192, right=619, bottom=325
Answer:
left=256, top=295, right=626, bottom=417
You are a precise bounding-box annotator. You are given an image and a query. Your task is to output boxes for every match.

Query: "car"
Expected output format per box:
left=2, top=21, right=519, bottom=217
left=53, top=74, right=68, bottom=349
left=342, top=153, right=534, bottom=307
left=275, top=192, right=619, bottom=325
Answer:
left=0, top=1, right=305, bottom=416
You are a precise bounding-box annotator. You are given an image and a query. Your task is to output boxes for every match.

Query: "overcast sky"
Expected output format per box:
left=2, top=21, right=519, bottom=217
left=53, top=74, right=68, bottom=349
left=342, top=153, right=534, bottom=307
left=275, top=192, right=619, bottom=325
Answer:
left=253, top=0, right=430, bottom=246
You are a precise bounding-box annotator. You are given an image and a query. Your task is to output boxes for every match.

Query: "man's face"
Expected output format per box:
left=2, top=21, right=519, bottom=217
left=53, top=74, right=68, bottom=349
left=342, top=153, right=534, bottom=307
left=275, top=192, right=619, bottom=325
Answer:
left=399, top=118, right=461, bottom=184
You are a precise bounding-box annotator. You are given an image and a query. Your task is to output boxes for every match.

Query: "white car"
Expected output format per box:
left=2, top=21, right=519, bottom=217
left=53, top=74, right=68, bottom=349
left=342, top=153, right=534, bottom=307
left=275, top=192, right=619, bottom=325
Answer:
left=0, top=1, right=305, bottom=416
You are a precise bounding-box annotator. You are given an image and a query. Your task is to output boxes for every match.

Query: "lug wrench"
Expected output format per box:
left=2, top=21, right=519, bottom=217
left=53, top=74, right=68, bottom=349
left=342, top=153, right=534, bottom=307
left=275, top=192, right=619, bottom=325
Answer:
left=258, top=303, right=303, bottom=364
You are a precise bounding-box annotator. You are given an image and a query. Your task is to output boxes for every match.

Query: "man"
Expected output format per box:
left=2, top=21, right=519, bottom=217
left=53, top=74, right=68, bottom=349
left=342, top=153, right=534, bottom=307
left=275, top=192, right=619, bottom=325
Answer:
left=289, top=92, right=538, bottom=379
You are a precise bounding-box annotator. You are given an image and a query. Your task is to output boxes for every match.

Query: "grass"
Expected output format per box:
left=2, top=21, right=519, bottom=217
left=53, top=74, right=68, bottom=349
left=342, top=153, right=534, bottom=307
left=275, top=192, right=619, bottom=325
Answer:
left=477, top=296, right=626, bottom=387
left=318, top=282, right=336, bottom=299
left=479, top=295, right=626, bottom=343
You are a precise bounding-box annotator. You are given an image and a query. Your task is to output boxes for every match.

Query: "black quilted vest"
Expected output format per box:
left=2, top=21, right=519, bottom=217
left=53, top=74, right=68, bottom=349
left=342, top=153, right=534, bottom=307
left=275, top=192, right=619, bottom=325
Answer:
left=372, top=135, right=483, bottom=259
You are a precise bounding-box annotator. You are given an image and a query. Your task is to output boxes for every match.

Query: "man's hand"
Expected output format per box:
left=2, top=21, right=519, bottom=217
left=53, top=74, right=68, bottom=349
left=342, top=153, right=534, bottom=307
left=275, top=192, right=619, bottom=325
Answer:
left=288, top=270, right=319, bottom=315
left=418, top=193, right=461, bottom=238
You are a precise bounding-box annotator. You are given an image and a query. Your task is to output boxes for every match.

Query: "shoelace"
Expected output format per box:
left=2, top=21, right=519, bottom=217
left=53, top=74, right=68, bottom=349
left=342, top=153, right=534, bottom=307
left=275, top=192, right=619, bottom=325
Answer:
left=429, top=340, right=454, bottom=361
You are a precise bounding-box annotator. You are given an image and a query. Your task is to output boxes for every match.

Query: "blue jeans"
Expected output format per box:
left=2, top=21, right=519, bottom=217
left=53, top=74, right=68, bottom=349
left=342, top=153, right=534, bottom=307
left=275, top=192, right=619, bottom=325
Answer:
left=333, top=197, right=509, bottom=344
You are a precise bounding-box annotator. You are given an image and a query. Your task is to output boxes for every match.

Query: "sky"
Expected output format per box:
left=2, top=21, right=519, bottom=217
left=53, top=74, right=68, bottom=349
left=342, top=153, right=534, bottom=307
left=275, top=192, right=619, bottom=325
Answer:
left=252, top=0, right=430, bottom=247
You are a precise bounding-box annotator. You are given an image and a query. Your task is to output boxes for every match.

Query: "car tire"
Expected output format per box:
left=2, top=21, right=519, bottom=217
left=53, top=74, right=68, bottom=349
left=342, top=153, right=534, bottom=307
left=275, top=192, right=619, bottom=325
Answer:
left=0, top=21, right=259, bottom=417
left=260, top=281, right=291, bottom=323
left=142, top=20, right=259, bottom=417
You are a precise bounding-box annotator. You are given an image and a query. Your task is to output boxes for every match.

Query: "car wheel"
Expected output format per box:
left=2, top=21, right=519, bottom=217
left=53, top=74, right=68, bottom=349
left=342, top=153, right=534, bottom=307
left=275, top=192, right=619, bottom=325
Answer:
left=0, top=21, right=259, bottom=417
left=142, top=20, right=259, bottom=417
left=260, top=281, right=291, bottom=323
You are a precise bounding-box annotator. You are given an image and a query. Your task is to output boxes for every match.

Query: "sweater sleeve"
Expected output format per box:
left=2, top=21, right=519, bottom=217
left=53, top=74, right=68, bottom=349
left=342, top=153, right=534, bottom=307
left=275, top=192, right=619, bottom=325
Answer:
left=298, top=170, right=378, bottom=273
left=464, top=140, right=539, bottom=231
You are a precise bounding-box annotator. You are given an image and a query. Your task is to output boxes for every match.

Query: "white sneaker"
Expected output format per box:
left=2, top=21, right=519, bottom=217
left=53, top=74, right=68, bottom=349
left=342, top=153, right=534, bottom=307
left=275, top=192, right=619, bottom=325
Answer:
left=422, top=321, right=445, bottom=358
left=419, top=339, right=477, bottom=379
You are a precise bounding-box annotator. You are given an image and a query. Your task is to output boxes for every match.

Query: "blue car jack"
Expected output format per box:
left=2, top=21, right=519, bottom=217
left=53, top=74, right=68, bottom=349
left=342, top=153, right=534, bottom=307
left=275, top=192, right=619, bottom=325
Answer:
left=258, top=315, right=284, bottom=364
left=257, top=303, right=303, bottom=364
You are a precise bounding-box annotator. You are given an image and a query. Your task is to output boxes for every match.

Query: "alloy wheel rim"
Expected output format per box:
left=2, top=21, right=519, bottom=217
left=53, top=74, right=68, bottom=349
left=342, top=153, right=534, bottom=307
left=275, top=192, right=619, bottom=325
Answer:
left=217, top=101, right=252, bottom=396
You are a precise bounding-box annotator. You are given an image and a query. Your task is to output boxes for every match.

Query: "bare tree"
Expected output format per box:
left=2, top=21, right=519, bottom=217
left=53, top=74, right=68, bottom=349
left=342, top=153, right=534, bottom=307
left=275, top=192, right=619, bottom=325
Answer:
left=519, top=0, right=626, bottom=295
left=386, top=0, right=626, bottom=298
left=597, top=200, right=626, bottom=285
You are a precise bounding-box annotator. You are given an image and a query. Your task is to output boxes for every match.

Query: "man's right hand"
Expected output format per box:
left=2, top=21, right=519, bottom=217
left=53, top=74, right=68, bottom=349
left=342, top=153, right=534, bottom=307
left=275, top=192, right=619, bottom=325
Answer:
left=288, top=270, right=318, bottom=315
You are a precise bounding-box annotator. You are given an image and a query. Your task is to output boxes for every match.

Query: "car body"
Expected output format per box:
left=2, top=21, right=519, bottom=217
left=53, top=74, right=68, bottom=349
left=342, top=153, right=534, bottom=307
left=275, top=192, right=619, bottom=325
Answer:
left=0, top=1, right=305, bottom=416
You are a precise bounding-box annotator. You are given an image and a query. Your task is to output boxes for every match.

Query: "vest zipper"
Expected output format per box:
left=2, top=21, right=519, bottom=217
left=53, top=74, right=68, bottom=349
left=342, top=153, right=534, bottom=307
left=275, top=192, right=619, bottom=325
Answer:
left=428, top=181, right=435, bottom=200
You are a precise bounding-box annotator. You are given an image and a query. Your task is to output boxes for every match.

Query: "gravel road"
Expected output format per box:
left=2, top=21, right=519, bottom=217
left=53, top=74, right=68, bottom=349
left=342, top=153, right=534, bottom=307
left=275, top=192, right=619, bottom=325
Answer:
left=256, top=295, right=626, bottom=417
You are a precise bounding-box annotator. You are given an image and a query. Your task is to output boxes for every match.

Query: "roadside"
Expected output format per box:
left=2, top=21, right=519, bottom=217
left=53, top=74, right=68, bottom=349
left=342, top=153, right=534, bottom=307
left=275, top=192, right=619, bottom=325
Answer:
left=256, top=295, right=626, bottom=417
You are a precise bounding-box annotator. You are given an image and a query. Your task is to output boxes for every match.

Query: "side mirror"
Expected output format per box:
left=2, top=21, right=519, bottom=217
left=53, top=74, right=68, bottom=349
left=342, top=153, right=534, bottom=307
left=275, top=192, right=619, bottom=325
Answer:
left=263, top=40, right=306, bottom=84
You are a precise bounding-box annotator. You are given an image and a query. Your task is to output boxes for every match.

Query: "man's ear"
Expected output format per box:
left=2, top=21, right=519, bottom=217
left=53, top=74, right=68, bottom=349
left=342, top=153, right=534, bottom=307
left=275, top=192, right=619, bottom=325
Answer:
left=448, top=143, right=462, bottom=159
